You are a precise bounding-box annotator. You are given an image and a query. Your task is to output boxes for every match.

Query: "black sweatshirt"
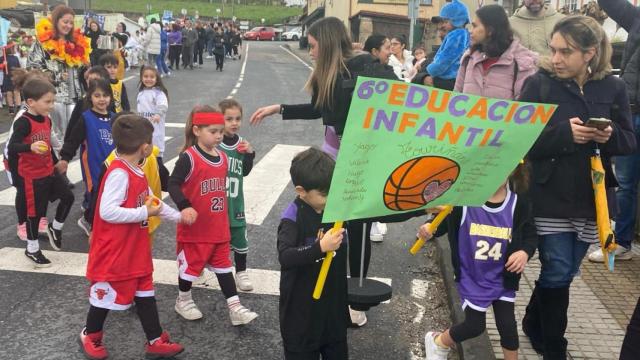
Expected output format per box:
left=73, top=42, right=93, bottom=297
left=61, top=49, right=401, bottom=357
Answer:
left=60, top=109, right=111, bottom=162
left=168, top=144, right=220, bottom=211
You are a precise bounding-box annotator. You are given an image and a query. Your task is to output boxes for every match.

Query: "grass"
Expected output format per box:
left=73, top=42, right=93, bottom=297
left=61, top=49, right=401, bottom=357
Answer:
left=89, top=0, right=303, bottom=25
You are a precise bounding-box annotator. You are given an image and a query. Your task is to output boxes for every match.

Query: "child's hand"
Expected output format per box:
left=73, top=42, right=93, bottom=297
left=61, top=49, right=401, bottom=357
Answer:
left=151, top=114, right=161, bottom=123
left=319, top=228, right=345, bottom=253
left=505, top=250, right=528, bottom=274
left=31, top=141, right=48, bottom=155
left=180, top=207, right=198, bottom=225
left=54, top=160, right=68, bottom=174
left=237, top=140, right=253, bottom=154
left=417, top=223, right=434, bottom=240
left=145, top=196, right=162, bottom=217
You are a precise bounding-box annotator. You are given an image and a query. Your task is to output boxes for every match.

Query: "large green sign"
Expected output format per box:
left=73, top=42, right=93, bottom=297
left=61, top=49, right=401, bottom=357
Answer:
left=322, top=77, right=555, bottom=223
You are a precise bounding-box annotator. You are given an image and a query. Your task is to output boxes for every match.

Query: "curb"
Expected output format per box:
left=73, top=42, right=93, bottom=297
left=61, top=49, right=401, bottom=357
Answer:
left=435, top=236, right=497, bottom=360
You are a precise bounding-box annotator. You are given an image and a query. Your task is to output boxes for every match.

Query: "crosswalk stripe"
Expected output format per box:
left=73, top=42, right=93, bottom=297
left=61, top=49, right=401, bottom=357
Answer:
left=0, top=247, right=392, bottom=297
left=165, top=123, right=185, bottom=128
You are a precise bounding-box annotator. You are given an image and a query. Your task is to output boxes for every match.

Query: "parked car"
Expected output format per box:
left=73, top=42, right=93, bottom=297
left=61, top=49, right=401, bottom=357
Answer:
left=243, top=27, right=276, bottom=41
left=282, top=27, right=302, bottom=41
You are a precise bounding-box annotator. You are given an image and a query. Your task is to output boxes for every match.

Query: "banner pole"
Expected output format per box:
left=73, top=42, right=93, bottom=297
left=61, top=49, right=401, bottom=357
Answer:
left=409, top=206, right=453, bottom=254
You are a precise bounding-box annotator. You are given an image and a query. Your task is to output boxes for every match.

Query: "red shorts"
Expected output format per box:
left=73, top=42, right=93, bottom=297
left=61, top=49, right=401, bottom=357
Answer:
left=89, top=274, right=154, bottom=310
left=177, top=242, right=232, bottom=281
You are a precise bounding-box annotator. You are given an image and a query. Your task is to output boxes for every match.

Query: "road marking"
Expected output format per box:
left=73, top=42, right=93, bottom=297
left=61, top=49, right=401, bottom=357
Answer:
left=226, top=43, right=249, bottom=99
left=0, top=247, right=392, bottom=298
left=243, top=144, right=308, bottom=225
left=123, top=75, right=136, bottom=82
left=165, top=122, right=185, bottom=128
left=279, top=45, right=313, bottom=71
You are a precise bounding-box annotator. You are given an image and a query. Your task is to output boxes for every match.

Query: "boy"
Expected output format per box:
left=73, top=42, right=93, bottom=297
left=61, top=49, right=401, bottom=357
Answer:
left=219, top=99, right=256, bottom=291
left=7, top=78, right=74, bottom=266
left=98, top=53, right=130, bottom=113
left=80, top=114, right=185, bottom=360
left=278, top=147, right=348, bottom=359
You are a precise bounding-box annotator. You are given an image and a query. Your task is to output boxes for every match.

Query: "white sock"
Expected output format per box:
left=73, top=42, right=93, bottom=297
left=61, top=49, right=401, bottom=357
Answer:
left=27, top=240, right=39, bottom=253
left=178, top=290, right=192, bottom=301
left=52, top=220, right=64, bottom=231
left=226, top=295, right=241, bottom=311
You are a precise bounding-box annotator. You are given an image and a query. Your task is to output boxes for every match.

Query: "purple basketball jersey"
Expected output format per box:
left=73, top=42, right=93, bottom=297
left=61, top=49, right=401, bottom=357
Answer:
left=456, top=188, right=517, bottom=311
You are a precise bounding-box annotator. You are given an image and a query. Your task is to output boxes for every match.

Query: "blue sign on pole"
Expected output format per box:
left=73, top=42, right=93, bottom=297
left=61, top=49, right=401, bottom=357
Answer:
left=163, top=10, right=173, bottom=22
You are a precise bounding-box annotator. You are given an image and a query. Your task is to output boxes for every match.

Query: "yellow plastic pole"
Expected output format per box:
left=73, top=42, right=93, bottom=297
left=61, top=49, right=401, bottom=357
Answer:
left=591, top=153, right=617, bottom=271
left=410, top=206, right=453, bottom=255
left=312, top=221, right=344, bottom=300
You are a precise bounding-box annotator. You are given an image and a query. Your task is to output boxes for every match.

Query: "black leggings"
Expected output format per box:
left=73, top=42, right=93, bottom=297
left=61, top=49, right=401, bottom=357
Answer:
left=169, top=45, right=182, bottom=69
left=621, top=297, right=640, bottom=359
left=284, top=340, right=348, bottom=360
left=214, top=54, right=224, bottom=70
left=85, top=297, right=162, bottom=341
left=449, top=300, right=519, bottom=351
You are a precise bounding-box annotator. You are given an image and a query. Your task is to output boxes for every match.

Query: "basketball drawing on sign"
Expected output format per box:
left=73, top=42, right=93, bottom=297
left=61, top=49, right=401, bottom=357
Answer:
left=384, top=156, right=460, bottom=211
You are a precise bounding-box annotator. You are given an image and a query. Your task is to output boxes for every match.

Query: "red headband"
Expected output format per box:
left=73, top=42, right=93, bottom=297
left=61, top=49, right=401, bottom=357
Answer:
left=192, top=112, right=224, bottom=126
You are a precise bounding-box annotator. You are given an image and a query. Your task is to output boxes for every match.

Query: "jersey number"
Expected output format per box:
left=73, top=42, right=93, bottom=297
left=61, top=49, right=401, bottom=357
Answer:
left=211, top=197, right=224, bottom=212
left=226, top=177, right=239, bottom=198
left=474, top=240, right=502, bottom=261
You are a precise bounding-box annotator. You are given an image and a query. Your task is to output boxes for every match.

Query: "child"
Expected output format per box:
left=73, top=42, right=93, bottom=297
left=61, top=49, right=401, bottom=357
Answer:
left=98, top=53, right=130, bottom=113
left=80, top=114, right=185, bottom=360
left=421, top=163, right=537, bottom=360
left=137, top=65, right=170, bottom=190
left=56, top=79, right=115, bottom=236
left=7, top=78, right=74, bottom=266
left=1, top=43, right=21, bottom=115
left=278, top=147, right=348, bottom=359
left=168, top=105, right=258, bottom=325
left=219, top=99, right=256, bottom=291
left=64, top=66, right=110, bottom=144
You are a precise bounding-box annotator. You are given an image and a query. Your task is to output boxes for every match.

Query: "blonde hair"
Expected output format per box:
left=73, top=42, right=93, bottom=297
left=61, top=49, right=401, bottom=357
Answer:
left=182, top=105, right=220, bottom=152
left=304, top=17, right=353, bottom=110
left=540, top=15, right=612, bottom=80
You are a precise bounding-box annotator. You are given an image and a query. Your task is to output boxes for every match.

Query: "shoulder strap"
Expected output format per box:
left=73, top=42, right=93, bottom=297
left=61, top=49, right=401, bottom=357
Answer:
left=511, top=60, right=519, bottom=100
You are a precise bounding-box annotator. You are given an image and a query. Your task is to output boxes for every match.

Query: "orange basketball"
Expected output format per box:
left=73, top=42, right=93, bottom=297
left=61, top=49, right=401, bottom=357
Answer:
left=384, top=156, right=460, bottom=211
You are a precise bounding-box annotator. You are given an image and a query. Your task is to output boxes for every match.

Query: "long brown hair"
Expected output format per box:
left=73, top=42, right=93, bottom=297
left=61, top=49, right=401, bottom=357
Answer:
left=304, top=17, right=353, bottom=111
left=51, top=5, right=75, bottom=41
left=139, top=65, right=169, bottom=100
left=510, top=161, right=530, bottom=194
left=182, top=105, right=220, bottom=152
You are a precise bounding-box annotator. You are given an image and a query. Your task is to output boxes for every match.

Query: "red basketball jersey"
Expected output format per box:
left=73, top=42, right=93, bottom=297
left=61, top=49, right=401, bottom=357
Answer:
left=87, top=159, right=151, bottom=282
left=177, top=146, right=231, bottom=243
left=17, top=114, right=53, bottom=179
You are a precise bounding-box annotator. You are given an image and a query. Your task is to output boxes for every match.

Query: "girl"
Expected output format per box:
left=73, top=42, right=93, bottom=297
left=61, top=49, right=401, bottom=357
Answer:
left=168, top=23, right=182, bottom=71
left=405, top=46, right=426, bottom=82
left=2, top=44, right=22, bottom=115
left=212, top=27, right=225, bottom=72
left=421, top=163, right=537, bottom=360
left=388, top=35, right=414, bottom=81
left=168, top=105, right=258, bottom=325
left=56, top=79, right=115, bottom=229
left=519, top=16, right=636, bottom=358
left=137, top=65, right=169, bottom=190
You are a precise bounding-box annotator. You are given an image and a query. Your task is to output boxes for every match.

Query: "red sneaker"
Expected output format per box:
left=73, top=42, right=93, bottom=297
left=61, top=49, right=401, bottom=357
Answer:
left=145, top=331, right=184, bottom=359
left=78, top=328, right=108, bottom=360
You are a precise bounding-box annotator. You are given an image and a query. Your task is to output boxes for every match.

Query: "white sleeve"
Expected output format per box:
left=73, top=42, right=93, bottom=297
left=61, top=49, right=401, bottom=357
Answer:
left=99, top=169, right=149, bottom=223
left=153, top=186, right=181, bottom=222
left=156, top=92, right=169, bottom=117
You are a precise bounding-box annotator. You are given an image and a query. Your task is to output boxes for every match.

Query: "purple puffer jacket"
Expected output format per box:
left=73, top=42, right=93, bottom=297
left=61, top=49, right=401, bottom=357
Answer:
left=168, top=31, right=182, bottom=46
left=454, top=39, right=538, bottom=100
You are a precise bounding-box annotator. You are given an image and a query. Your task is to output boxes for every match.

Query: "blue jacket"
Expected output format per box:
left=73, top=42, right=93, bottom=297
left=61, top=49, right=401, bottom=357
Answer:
left=160, top=30, right=168, bottom=52
left=427, top=28, right=470, bottom=80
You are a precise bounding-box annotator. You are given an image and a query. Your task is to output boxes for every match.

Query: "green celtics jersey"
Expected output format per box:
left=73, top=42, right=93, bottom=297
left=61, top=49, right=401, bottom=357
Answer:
left=220, top=136, right=246, bottom=227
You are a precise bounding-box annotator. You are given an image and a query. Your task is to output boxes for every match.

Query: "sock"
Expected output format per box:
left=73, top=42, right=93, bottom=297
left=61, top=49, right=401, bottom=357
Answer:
left=178, top=290, right=192, bottom=301
left=234, top=252, right=247, bottom=272
left=435, top=334, right=449, bottom=349
left=52, top=220, right=64, bottom=231
left=226, top=295, right=241, bottom=311
left=27, top=239, right=39, bottom=253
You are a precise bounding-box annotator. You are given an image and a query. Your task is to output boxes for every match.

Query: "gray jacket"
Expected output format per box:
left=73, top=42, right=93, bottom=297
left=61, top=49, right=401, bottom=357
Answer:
left=182, top=27, right=198, bottom=47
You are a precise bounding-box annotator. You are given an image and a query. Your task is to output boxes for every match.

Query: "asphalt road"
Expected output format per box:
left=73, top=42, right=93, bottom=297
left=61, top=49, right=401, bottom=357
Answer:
left=0, top=42, right=453, bottom=360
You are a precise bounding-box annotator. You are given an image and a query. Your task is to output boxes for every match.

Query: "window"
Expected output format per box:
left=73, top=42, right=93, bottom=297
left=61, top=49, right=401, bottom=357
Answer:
left=562, top=0, right=578, bottom=11
left=420, top=0, right=433, bottom=5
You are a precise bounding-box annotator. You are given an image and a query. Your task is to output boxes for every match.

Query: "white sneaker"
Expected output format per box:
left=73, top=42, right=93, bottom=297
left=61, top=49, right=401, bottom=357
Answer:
left=235, top=271, right=254, bottom=291
left=77, top=217, right=91, bottom=237
left=174, top=296, right=203, bottom=320
left=349, top=307, right=367, bottom=327
left=229, top=305, right=258, bottom=325
left=588, top=246, right=633, bottom=262
left=425, top=332, right=450, bottom=360
left=370, top=222, right=384, bottom=242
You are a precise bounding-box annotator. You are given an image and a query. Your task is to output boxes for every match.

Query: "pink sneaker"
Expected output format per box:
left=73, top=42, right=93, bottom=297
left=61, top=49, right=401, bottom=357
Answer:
left=38, top=218, right=48, bottom=234
left=16, top=223, right=26, bottom=241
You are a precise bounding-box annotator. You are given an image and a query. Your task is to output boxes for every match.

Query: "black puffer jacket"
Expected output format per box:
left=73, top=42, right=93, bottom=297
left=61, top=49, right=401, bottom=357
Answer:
left=599, top=0, right=640, bottom=110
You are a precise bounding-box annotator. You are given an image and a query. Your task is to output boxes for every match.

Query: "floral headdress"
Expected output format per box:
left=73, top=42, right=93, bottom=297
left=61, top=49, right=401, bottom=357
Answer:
left=35, top=17, right=91, bottom=67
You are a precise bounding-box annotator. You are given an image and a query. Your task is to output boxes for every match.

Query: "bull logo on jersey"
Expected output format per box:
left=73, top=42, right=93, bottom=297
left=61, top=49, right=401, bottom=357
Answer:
left=94, top=288, right=109, bottom=300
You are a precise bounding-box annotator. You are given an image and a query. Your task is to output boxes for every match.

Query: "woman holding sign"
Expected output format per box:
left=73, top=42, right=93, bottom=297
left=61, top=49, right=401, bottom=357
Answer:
left=518, top=16, right=636, bottom=359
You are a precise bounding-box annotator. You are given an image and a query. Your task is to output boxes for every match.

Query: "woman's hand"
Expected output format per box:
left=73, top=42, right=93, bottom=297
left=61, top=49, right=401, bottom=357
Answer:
left=505, top=250, right=528, bottom=274
left=592, top=125, right=613, bottom=144
left=570, top=117, right=597, bottom=144
left=250, top=104, right=280, bottom=125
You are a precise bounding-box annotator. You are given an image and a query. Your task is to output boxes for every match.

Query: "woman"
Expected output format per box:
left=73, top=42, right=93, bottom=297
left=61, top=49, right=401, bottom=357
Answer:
left=519, top=16, right=636, bottom=359
left=28, top=5, right=90, bottom=152
left=112, top=22, right=129, bottom=76
left=455, top=4, right=537, bottom=100
left=388, top=35, right=414, bottom=81
left=85, top=19, right=105, bottom=66
left=212, top=26, right=225, bottom=72
left=363, top=34, right=392, bottom=65
left=144, top=18, right=162, bottom=69
left=168, top=23, right=182, bottom=71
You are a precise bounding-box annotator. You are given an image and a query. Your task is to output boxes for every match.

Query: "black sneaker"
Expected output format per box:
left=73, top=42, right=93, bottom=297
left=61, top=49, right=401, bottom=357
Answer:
left=46, top=223, right=62, bottom=251
left=25, top=249, right=52, bottom=268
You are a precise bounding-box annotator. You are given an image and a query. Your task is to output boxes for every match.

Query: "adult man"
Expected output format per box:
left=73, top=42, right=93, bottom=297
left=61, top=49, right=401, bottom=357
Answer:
left=181, top=20, right=198, bottom=70
left=510, top=0, right=564, bottom=55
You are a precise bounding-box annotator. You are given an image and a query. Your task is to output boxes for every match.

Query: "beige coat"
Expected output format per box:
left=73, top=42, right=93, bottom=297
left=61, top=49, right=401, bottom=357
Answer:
left=509, top=5, right=565, bottom=55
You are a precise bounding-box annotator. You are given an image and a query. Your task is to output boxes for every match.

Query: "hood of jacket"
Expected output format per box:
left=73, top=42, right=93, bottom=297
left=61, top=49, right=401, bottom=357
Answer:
left=512, top=4, right=558, bottom=20
left=439, top=0, right=471, bottom=27
left=466, top=39, right=537, bottom=70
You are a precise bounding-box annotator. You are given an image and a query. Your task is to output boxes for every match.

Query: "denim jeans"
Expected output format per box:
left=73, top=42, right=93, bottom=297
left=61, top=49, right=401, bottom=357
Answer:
left=156, top=49, right=170, bottom=75
left=537, top=232, right=590, bottom=288
left=614, top=114, right=640, bottom=250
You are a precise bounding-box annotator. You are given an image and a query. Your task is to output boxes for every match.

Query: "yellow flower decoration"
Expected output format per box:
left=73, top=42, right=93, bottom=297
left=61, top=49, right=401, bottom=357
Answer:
left=35, top=17, right=91, bottom=67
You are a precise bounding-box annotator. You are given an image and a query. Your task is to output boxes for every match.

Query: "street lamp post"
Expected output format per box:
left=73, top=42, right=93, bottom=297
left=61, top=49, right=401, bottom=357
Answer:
left=216, top=8, right=221, bottom=22
left=146, top=3, right=152, bottom=16
left=181, top=8, right=187, bottom=20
